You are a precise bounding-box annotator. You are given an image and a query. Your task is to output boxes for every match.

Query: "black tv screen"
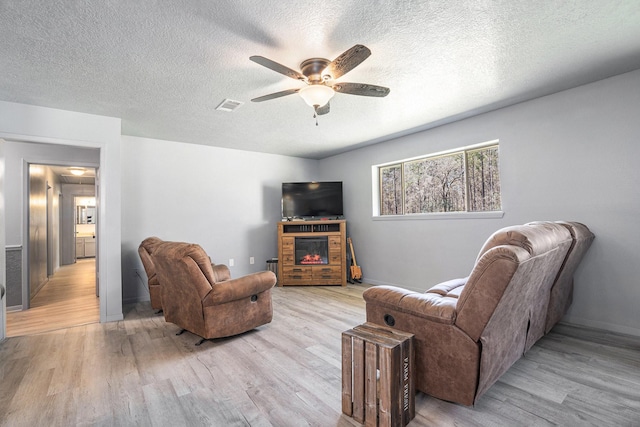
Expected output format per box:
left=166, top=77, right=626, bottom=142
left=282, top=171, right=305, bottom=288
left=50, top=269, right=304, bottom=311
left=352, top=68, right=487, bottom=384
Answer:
left=282, top=182, right=343, bottom=219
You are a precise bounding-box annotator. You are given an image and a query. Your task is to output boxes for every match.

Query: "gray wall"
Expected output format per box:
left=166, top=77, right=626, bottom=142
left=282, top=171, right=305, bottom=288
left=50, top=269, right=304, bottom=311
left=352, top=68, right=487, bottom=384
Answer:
left=28, top=165, right=51, bottom=298
left=120, top=136, right=320, bottom=304
left=319, top=69, right=640, bottom=337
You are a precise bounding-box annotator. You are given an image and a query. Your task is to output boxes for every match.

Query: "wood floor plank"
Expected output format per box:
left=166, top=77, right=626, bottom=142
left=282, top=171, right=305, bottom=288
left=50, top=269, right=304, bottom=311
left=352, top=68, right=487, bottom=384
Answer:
left=47, top=328, right=87, bottom=396
left=142, top=379, right=190, bottom=426
left=1, top=273, right=640, bottom=426
left=177, top=386, right=251, bottom=426
left=0, top=357, right=30, bottom=415
left=498, top=363, right=568, bottom=404
left=42, top=389, right=78, bottom=427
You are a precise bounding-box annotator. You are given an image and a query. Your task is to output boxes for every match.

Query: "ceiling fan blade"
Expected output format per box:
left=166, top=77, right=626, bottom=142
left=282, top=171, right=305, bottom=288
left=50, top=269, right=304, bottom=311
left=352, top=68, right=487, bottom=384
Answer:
left=250, top=56, right=306, bottom=81
left=333, top=82, right=390, bottom=97
left=316, top=102, right=330, bottom=115
left=251, top=88, right=300, bottom=102
left=324, top=45, right=371, bottom=79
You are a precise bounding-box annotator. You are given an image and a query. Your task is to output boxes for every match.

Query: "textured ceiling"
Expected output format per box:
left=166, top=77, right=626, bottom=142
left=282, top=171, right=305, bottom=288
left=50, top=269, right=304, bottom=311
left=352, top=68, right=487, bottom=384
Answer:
left=1, top=1, right=640, bottom=159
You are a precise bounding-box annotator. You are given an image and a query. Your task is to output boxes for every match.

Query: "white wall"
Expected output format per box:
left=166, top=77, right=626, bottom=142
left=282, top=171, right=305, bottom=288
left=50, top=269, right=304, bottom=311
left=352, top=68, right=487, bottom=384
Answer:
left=319, top=69, right=640, bottom=337
left=120, top=136, right=319, bottom=303
left=0, top=101, right=123, bottom=322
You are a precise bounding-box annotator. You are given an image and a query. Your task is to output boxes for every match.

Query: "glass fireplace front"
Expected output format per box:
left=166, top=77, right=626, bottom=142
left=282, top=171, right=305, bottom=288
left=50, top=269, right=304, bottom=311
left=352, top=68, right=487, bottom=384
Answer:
left=295, top=236, right=329, bottom=265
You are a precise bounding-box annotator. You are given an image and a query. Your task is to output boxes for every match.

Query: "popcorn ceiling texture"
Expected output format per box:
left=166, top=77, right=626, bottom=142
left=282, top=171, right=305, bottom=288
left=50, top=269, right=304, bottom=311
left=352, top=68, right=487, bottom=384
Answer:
left=1, top=1, right=639, bottom=158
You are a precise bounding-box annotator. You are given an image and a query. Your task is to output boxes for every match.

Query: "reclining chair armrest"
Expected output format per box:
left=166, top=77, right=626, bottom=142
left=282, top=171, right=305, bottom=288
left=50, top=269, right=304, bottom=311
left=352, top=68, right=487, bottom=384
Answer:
left=203, top=271, right=277, bottom=306
left=363, top=285, right=457, bottom=324
left=211, top=264, right=232, bottom=282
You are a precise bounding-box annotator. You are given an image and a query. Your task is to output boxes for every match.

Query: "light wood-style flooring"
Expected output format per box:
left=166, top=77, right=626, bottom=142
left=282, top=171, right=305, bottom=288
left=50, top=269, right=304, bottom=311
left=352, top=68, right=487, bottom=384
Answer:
left=6, top=258, right=99, bottom=337
left=1, top=283, right=639, bottom=426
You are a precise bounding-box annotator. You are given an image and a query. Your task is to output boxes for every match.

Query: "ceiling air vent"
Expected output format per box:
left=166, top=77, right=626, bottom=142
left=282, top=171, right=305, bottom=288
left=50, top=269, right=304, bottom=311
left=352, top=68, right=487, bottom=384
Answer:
left=216, top=99, right=244, bottom=112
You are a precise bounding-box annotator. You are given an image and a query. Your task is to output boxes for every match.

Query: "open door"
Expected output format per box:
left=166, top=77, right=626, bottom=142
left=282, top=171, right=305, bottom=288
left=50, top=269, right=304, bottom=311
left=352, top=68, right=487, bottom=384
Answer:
left=1, top=139, right=7, bottom=341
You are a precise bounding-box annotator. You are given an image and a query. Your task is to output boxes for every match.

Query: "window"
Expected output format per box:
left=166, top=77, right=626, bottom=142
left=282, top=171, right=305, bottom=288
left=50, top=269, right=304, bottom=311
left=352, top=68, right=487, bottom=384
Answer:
left=378, top=142, right=501, bottom=216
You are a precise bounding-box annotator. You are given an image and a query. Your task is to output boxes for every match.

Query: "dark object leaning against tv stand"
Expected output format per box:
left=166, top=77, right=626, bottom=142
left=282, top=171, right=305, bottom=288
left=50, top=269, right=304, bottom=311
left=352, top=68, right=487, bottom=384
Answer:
left=277, top=219, right=347, bottom=287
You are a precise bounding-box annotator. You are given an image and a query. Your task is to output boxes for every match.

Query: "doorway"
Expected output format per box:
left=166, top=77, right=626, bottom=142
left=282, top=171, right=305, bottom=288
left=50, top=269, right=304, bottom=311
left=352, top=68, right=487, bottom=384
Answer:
left=6, top=163, right=99, bottom=337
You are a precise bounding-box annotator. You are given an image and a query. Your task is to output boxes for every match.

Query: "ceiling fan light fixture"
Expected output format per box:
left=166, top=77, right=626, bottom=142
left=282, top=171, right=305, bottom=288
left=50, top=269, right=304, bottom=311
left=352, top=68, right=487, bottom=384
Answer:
left=299, top=85, right=335, bottom=108
left=68, top=167, right=86, bottom=176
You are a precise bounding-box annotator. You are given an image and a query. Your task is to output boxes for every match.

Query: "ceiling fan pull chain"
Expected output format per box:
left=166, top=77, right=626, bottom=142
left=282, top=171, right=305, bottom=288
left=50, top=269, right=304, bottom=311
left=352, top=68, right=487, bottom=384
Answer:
left=314, top=107, right=319, bottom=126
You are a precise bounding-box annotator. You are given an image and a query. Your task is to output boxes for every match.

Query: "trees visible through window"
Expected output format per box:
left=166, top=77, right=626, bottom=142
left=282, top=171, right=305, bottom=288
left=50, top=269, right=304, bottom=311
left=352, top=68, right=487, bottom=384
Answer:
left=378, top=143, right=501, bottom=216
left=380, top=165, right=402, bottom=215
left=467, top=145, right=501, bottom=212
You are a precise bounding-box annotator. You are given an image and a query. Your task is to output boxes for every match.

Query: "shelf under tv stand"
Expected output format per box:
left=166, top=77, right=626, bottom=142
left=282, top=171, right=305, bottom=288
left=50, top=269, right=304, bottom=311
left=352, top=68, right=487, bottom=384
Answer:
left=277, top=219, right=347, bottom=287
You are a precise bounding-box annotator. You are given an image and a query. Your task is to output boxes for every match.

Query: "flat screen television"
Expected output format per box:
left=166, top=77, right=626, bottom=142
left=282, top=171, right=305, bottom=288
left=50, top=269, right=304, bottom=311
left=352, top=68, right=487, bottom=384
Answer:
left=281, top=181, right=343, bottom=219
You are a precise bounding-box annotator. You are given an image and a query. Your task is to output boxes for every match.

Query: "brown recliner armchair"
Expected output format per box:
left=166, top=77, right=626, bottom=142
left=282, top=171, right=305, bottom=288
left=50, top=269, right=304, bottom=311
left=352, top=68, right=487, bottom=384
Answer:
left=138, top=237, right=229, bottom=312
left=153, top=241, right=277, bottom=344
left=363, top=222, right=581, bottom=405
left=138, top=237, right=165, bottom=311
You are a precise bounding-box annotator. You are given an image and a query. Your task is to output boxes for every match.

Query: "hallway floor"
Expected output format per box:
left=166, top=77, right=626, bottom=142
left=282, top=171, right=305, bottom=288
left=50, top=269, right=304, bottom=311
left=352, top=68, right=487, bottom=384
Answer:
left=5, top=258, right=99, bottom=337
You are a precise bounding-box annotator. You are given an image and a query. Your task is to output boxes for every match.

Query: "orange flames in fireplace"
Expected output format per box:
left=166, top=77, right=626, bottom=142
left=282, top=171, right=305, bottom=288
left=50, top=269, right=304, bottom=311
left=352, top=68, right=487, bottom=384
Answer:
left=300, top=254, right=324, bottom=264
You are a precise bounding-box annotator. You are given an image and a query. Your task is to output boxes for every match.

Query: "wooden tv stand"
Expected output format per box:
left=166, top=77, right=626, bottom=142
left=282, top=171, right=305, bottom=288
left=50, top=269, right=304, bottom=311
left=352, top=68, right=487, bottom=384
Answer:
left=277, top=220, right=347, bottom=286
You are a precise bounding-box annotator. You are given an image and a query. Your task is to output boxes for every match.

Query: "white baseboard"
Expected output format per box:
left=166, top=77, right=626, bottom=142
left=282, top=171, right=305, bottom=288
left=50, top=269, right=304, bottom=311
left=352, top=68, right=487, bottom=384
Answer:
left=562, top=315, right=640, bottom=338
left=103, top=313, right=124, bottom=322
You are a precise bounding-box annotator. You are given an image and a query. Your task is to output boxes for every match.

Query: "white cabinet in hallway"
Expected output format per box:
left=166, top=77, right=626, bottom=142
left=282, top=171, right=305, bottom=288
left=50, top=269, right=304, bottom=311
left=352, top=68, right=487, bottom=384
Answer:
left=76, top=236, right=96, bottom=258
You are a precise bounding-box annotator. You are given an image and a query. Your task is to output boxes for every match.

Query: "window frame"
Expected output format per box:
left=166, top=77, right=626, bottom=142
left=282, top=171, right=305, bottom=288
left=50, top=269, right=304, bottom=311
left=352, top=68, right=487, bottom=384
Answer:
left=372, top=140, right=504, bottom=220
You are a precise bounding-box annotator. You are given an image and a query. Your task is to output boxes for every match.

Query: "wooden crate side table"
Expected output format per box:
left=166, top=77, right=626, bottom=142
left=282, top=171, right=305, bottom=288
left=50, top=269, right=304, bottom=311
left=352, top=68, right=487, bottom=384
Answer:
left=342, top=323, right=415, bottom=427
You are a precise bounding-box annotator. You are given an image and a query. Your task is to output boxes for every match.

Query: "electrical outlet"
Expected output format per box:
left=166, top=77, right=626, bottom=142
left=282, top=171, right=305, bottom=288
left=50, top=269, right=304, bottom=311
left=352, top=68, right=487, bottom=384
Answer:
left=229, top=258, right=234, bottom=267
left=249, top=257, right=255, bottom=265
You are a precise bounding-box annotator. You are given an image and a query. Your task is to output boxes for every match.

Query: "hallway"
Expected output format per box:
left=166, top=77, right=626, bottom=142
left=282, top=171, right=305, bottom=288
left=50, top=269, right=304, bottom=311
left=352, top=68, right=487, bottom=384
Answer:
left=6, top=259, right=99, bottom=337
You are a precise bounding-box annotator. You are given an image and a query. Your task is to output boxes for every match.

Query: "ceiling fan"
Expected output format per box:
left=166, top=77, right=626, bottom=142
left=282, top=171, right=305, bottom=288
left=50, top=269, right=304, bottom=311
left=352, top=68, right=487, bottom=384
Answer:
left=250, top=45, right=390, bottom=124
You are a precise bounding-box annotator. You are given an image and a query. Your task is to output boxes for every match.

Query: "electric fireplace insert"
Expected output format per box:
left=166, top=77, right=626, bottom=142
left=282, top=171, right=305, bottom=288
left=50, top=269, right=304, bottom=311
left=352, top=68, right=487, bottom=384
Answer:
left=295, top=237, right=328, bottom=265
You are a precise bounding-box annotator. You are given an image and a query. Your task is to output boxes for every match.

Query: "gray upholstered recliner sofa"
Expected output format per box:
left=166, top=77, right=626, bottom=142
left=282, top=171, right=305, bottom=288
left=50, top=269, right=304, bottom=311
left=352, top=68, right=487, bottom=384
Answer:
left=363, top=221, right=594, bottom=406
